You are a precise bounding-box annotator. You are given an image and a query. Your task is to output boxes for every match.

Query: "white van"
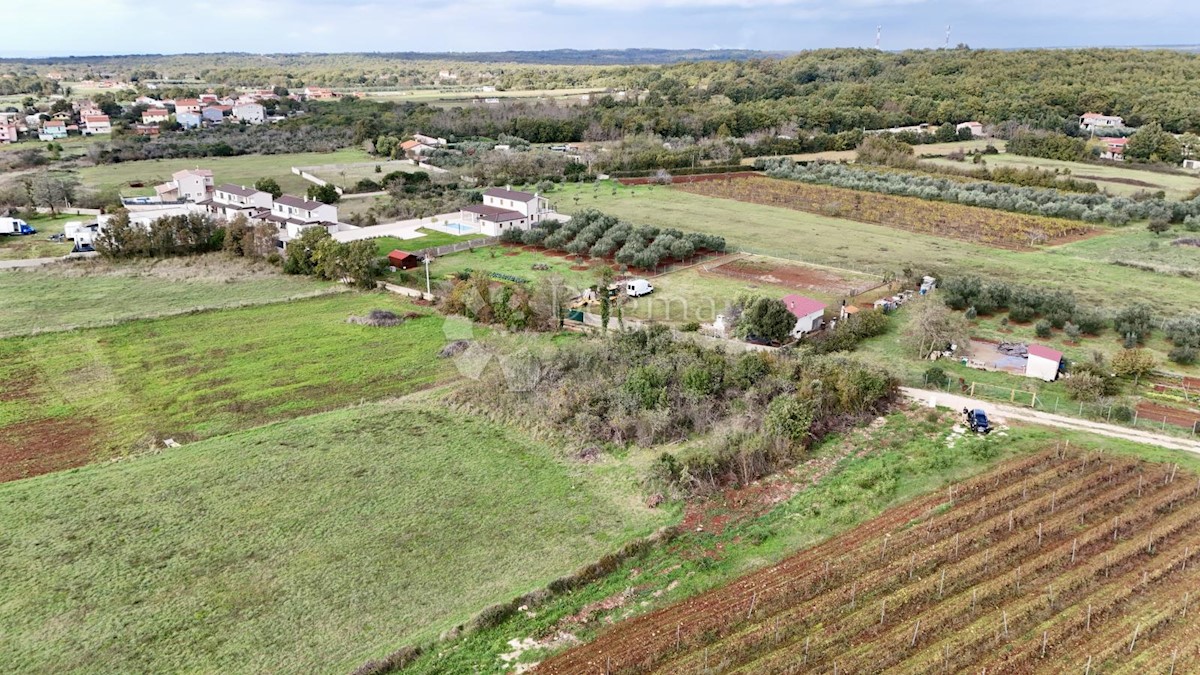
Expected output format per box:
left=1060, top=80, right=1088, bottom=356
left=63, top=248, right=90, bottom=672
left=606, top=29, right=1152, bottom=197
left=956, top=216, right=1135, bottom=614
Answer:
left=625, top=279, right=654, bottom=297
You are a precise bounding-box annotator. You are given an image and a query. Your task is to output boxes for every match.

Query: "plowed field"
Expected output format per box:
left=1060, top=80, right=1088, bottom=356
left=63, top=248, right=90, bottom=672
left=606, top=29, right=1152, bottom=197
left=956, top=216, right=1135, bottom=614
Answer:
left=537, top=450, right=1200, bottom=673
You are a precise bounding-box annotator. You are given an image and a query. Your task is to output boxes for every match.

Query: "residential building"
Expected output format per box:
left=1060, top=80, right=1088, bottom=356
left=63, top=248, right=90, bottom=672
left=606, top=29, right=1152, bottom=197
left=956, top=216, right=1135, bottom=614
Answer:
left=1080, top=112, right=1124, bottom=132
left=1026, top=344, right=1063, bottom=382
left=135, top=95, right=160, bottom=106
left=263, top=195, right=340, bottom=247
left=412, top=133, right=447, bottom=147
left=0, top=113, right=19, bottom=143
left=142, top=108, right=170, bottom=124
left=39, top=120, right=68, bottom=141
left=133, top=124, right=161, bottom=137
left=232, top=103, right=265, bottom=124
left=199, top=94, right=219, bottom=104
left=303, top=86, right=337, bottom=100
left=781, top=294, right=827, bottom=338
left=956, top=121, right=985, bottom=137
left=459, top=187, right=551, bottom=237
left=174, top=98, right=202, bottom=114
left=201, top=106, right=229, bottom=123
left=203, top=184, right=274, bottom=218
left=1099, top=137, right=1128, bottom=161
left=176, top=112, right=202, bottom=129
left=155, top=168, right=215, bottom=202
left=81, top=115, right=112, bottom=135
left=400, top=139, right=434, bottom=158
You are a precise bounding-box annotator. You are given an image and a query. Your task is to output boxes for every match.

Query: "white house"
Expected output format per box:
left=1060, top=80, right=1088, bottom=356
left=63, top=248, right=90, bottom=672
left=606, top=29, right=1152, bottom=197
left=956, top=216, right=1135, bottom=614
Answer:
left=782, top=294, right=827, bottom=338
left=232, top=103, right=265, bottom=124
left=459, top=187, right=551, bottom=237
left=270, top=194, right=339, bottom=226
left=155, top=168, right=214, bottom=202
left=412, top=132, right=447, bottom=147
left=0, top=114, right=19, bottom=144
left=142, top=108, right=170, bottom=124
left=1099, top=137, right=1128, bottom=161
left=1080, top=113, right=1124, bottom=132
left=1026, top=344, right=1063, bottom=382
left=82, top=115, right=112, bottom=135
left=956, top=121, right=985, bottom=137
left=177, top=112, right=202, bottom=129
left=204, top=184, right=274, bottom=218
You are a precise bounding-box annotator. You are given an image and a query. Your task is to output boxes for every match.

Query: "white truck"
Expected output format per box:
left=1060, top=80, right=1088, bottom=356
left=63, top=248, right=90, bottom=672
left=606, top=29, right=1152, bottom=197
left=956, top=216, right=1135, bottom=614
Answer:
left=625, top=279, right=654, bottom=297
left=0, top=217, right=36, bottom=236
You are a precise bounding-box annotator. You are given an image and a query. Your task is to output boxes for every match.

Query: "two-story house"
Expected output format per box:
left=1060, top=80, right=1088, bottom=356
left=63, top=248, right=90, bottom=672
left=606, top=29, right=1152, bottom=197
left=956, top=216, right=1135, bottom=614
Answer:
left=203, top=184, right=275, bottom=218
left=142, top=108, right=170, bottom=124
left=39, top=120, right=68, bottom=141
left=155, top=168, right=215, bottom=202
left=82, top=115, right=112, bottom=135
left=174, top=99, right=202, bottom=115
left=0, top=113, right=20, bottom=144
left=262, top=195, right=340, bottom=247
left=459, top=187, right=551, bottom=236
left=232, top=103, right=265, bottom=124
left=176, top=112, right=202, bottom=129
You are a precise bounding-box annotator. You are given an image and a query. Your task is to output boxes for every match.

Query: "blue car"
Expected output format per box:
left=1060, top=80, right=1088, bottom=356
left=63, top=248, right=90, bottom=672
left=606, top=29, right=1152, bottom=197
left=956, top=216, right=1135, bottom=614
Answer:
left=964, top=408, right=991, bottom=434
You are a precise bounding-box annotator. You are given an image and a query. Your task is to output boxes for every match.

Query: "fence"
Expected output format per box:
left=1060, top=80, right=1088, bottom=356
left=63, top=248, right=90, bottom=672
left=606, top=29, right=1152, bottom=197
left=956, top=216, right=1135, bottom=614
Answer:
left=413, top=236, right=500, bottom=259
left=291, top=167, right=344, bottom=195
left=920, top=374, right=1200, bottom=436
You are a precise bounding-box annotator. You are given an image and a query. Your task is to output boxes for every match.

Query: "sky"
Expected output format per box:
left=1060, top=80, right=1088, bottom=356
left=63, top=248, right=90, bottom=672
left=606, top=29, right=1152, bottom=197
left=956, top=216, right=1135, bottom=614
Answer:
left=3, top=0, right=1198, bottom=57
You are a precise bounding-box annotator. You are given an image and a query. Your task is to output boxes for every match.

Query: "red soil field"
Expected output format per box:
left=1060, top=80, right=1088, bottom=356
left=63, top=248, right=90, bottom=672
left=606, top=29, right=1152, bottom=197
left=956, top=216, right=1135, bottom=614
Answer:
left=536, top=450, right=1200, bottom=674
left=708, top=258, right=884, bottom=297
left=1136, top=401, right=1200, bottom=430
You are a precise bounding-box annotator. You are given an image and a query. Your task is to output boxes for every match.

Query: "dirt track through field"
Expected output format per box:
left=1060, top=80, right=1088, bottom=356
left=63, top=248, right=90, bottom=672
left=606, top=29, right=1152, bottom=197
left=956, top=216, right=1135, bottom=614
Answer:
left=535, top=451, right=1200, bottom=674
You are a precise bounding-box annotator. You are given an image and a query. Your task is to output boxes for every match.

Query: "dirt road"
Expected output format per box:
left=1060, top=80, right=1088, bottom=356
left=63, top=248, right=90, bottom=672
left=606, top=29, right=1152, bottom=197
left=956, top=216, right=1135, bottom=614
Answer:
left=901, top=387, right=1200, bottom=455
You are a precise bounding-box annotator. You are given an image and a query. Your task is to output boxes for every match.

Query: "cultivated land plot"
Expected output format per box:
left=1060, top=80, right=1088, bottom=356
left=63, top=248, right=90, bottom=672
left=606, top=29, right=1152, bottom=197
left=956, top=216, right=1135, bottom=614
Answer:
left=0, top=292, right=455, bottom=481
left=709, top=257, right=883, bottom=297
left=552, top=183, right=1200, bottom=315
left=742, top=140, right=1004, bottom=165
left=0, top=257, right=339, bottom=337
left=0, top=400, right=670, bottom=674
left=74, top=148, right=375, bottom=196
left=927, top=153, right=1200, bottom=200
left=674, top=175, right=1095, bottom=248
left=538, top=450, right=1200, bottom=674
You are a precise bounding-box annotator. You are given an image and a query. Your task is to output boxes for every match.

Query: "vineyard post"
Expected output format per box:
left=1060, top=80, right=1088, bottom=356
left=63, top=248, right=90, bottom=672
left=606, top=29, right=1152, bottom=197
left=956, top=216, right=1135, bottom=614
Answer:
left=606, top=655, right=611, bottom=675
left=1038, top=522, right=1043, bottom=546
left=1002, top=610, right=1008, bottom=637
left=747, top=591, right=757, bottom=620
left=909, top=553, right=916, bottom=580
left=850, top=581, right=856, bottom=608
left=1128, top=622, right=1141, bottom=653
left=955, top=533, right=960, bottom=557
left=881, top=599, right=887, bottom=625
left=910, top=620, right=920, bottom=648
left=1085, top=655, right=1092, bottom=674
left=1009, top=510, right=1014, bottom=532
left=1183, top=592, right=1190, bottom=618
left=676, top=623, right=681, bottom=649
left=1163, top=415, right=1167, bottom=431
left=1041, top=631, right=1048, bottom=658
left=1071, top=538, right=1077, bottom=563
left=971, top=588, right=977, bottom=611
left=803, top=636, right=810, bottom=664
left=1138, top=475, right=1143, bottom=497
left=939, top=570, right=946, bottom=598
left=1086, top=604, right=1092, bottom=631
left=1171, top=648, right=1178, bottom=675
left=1015, top=565, right=1021, bottom=594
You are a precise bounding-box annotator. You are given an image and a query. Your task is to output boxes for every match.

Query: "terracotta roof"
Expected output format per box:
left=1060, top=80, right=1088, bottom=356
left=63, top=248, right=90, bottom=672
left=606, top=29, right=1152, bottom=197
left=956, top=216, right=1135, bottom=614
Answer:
left=1027, top=344, right=1063, bottom=361
left=45, top=120, right=65, bottom=127
left=462, top=204, right=525, bottom=222
left=175, top=98, right=200, bottom=106
left=84, top=115, right=110, bottom=123
left=484, top=187, right=537, bottom=202
left=781, top=294, right=827, bottom=318
left=388, top=250, right=415, bottom=260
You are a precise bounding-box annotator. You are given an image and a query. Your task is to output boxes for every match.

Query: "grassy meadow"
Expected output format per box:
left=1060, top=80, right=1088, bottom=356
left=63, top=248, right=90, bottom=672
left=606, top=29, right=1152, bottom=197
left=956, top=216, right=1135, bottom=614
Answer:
left=0, top=400, right=671, bottom=673
left=0, top=214, right=77, bottom=260
left=741, top=139, right=1002, bottom=164
left=926, top=153, right=1200, bottom=199
left=374, top=228, right=486, bottom=256
left=75, top=148, right=375, bottom=196
left=551, top=182, right=1200, bottom=315
left=0, top=292, right=460, bottom=480
left=0, top=257, right=339, bottom=337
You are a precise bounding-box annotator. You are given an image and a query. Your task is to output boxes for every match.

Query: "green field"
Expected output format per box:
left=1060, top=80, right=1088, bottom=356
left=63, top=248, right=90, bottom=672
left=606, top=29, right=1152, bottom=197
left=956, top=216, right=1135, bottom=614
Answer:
left=0, top=292, right=460, bottom=479
left=743, top=139, right=1002, bottom=165
left=0, top=257, right=339, bottom=337
left=926, top=153, right=1200, bottom=200
left=1051, top=226, right=1200, bottom=275
left=304, top=159, right=429, bottom=187
left=417, top=245, right=599, bottom=290
left=0, top=214, right=76, bottom=260
left=75, top=148, right=375, bottom=197
left=374, top=228, right=487, bottom=256
left=551, top=183, right=1200, bottom=315
left=0, top=399, right=670, bottom=674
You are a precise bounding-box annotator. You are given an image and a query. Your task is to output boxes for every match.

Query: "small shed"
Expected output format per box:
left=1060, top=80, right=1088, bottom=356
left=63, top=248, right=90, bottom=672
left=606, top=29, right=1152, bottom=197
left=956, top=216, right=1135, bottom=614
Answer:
left=782, top=294, right=827, bottom=338
left=1026, top=344, right=1063, bottom=382
left=388, top=250, right=420, bottom=270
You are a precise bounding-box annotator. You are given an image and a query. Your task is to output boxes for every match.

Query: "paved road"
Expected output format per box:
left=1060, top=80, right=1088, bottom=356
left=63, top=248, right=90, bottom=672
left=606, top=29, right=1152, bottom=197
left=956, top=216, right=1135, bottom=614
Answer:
left=902, top=387, right=1200, bottom=455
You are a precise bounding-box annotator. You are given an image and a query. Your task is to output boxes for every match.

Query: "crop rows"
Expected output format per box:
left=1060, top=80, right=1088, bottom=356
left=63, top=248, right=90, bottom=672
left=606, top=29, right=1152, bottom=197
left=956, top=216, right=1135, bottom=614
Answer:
left=534, top=450, right=1200, bottom=674
left=673, top=176, right=1095, bottom=248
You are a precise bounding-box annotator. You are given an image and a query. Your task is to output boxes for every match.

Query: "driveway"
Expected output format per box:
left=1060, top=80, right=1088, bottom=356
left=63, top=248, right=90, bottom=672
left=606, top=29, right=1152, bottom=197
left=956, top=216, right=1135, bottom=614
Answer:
left=332, top=213, right=464, bottom=243
left=902, top=387, right=1200, bottom=455
left=0, top=257, right=60, bottom=270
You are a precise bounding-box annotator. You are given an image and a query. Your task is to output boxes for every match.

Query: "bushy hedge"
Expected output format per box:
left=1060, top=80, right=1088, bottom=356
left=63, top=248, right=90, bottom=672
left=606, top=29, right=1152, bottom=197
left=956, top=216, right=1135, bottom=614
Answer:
left=762, top=159, right=1200, bottom=225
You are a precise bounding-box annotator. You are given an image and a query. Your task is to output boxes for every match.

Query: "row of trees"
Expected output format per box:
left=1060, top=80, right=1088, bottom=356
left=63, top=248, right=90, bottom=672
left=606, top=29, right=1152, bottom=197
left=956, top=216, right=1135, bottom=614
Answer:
left=763, top=159, right=1200, bottom=225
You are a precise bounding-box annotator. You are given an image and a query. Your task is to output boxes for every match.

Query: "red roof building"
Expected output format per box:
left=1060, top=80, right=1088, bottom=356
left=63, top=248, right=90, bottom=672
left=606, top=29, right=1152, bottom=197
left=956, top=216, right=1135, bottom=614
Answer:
left=388, top=250, right=420, bottom=269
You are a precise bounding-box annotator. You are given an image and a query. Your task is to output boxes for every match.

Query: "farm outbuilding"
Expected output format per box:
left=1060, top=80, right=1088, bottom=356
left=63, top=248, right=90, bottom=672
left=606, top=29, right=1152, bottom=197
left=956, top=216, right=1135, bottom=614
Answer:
left=782, top=294, right=827, bottom=338
left=1026, top=344, right=1063, bottom=382
left=387, top=250, right=420, bottom=270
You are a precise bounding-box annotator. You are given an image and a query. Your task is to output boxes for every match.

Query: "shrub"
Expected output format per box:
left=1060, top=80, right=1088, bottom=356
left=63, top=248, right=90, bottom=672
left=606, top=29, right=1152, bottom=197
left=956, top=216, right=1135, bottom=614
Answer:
left=924, top=366, right=949, bottom=388
left=1064, top=322, right=1082, bottom=342
left=679, top=321, right=700, bottom=332
left=1065, top=373, right=1105, bottom=402
left=1008, top=305, right=1035, bottom=323
left=1034, top=319, right=1052, bottom=338
left=1168, top=345, right=1197, bottom=365
left=964, top=306, right=977, bottom=320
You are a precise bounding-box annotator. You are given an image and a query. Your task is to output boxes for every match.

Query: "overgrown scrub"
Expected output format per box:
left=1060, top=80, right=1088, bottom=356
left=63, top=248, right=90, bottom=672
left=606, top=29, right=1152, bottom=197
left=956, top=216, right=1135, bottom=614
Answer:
left=451, top=326, right=897, bottom=494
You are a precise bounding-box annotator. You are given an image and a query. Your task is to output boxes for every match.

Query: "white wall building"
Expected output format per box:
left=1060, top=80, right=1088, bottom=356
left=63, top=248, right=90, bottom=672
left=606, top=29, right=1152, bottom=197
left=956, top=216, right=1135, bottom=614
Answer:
left=459, top=187, right=551, bottom=237
left=782, top=294, right=827, bottom=338
left=1080, top=113, right=1124, bottom=132
left=82, top=115, right=112, bottom=135
left=1026, top=344, right=1063, bottom=382
left=155, top=169, right=215, bottom=202
left=205, top=184, right=274, bottom=218
left=232, top=103, right=265, bottom=124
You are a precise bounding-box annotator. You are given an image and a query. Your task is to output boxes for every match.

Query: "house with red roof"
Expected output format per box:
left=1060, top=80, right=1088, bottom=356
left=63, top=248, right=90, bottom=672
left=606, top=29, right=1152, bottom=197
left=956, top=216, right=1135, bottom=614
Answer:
left=387, top=250, right=421, bottom=270
left=82, top=115, right=112, bottom=135
left=1099, top=137, right=1128, bottom=161
left=781, top=294, right=827, bottom=338
left=1026, top=344, right=1063, bottom=382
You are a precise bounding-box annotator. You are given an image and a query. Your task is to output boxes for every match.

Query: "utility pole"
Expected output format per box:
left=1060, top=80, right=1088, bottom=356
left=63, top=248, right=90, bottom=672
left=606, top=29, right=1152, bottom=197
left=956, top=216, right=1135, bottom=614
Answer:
left=423, top=256, right=432, bottom=295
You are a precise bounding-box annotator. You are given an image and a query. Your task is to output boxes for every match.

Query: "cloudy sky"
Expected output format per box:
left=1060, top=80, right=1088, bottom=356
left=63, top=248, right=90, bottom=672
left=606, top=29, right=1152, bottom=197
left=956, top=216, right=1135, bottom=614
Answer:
left=4, top=0, right=1197, bottom=57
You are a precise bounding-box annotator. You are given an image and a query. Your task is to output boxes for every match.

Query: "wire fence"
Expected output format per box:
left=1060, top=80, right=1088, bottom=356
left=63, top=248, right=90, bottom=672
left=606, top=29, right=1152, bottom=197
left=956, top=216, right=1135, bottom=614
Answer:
left=918, top=374, right=1200, bottom=437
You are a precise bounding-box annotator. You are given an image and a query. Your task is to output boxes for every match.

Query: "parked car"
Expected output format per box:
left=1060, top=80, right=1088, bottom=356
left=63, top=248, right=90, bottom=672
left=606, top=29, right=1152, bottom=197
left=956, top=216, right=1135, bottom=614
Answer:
left=625, top=279, right=654, bottom=297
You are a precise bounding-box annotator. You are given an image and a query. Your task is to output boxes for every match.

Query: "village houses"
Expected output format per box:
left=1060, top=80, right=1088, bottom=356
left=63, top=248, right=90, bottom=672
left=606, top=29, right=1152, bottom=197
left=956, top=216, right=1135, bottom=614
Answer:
left=459, top=187, right=552, bottom=237
left=1080, top=112, right=1124, bottom=132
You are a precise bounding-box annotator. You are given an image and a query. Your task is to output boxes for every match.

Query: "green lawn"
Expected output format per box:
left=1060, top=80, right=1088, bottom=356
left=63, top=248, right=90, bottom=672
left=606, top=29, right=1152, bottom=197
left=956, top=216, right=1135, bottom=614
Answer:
left=0, top=214, right=76, bottom=260
left=415, top=245, right=599, bottom=291
left=1051, top=226, right=1200, bottom=275
left=0, top=292, right=460, bottom=478
left=926, top=153, right=1200, bottom=200
left=75, top=148, right=375, bottom=197
left=304, top=159, right=428, bottom=187
left=551, top=183, right=1200, bottom=316
left=374, top=228, right=487, bottom=256
left=0, top=399, right=670, bottom=674
left=0, top=257, right=339, bottom=337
